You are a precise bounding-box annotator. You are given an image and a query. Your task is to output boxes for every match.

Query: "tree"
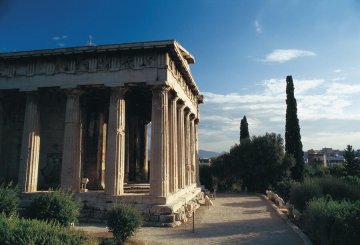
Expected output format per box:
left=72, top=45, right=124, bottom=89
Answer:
left=231, top=133, right=294, bottom=192
left=343, top=145, right=360, bottom=176
left=240, top=115, right=250, bottom=144
left=285, top=76, right=305, bottom=181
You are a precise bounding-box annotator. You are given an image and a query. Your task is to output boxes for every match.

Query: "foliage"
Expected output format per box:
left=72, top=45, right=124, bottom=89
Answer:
left=0, top=214, right=96, bottom=245
left=210, top=153, right=236, bottom=191
left=343, top=145, right=360, bottom=176
left=285, top=76, right=305, bottom=181
left=0, top=182, right=19, bottom=217
left=328, top=164, right=347, bottom=177
left=304, top=164, right=330, bottom=178
left=230, top=133, right=294, bottom=193
left=340, top=175, right=360, bottom=186
left=289, top=177, right=360, bottom=211
left=199, top=165, right=214, bottom=191
left=107, top=203, right=142, bottom=244
left=240, top=115, right=250, bottom=144
left=100, top=237, right=116, bottom=245
left=302, top=197, right=360, bottom=245
left=273, top=178, right=296, bottom=202
left=25, top=189, right=80, bottom=227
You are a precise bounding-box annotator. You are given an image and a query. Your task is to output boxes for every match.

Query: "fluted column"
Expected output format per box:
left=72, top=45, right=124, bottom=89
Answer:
left=61, top=90, right=82, bottom=192
left=195, top=119, right=200, bottom=185
left=184, top=109, right=191, bottom=186
left=190, top=114, right=196, bottom=184
left=177, top=101, right=186, bottom=189
left=141, top=123, right=149, bottom=181
left=150, top=86, right=170, bottom=197
left=168, top=92, right=178, bottom=193
left=105, top=87, right=126, bottom=196
left=18, top=93, right=40, bottom=192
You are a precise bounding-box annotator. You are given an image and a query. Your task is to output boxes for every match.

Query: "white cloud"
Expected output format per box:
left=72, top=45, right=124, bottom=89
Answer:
left=199, top=78, right=360, bottom=152
left=57, top=43, right=65, bottom=47
left=254, top=20, right=262, bottom=34
left=326, top=83, right=360, bottom=95
left=62, top=35, right=68, bottom=39
left=52, top=36, right=60, bottom=41
left=263, top=49, right=316, bottom=63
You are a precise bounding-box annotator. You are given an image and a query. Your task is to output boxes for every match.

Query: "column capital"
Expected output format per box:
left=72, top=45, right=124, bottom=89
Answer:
left=63, top=88, right=83, bottom=97
left=152, top=85, right=171, bottom=95
left=111, top=86, right=128, bottom=97
left=176, top=99, right=185, bottom=109
left=168, top=90, right=178, bottom=101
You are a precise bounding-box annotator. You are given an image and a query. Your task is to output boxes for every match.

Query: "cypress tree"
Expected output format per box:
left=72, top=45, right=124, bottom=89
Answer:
left=285, top=76, right=304, bottom=181
left=240, top=115, right=250, bottom=144
left=343, top=145, right=360, bottom=176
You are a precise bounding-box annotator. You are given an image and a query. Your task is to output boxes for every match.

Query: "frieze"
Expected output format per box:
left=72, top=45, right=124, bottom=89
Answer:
left=0, top=52, right=166, bottom=78
left=168, top=57, right=198, bottom=107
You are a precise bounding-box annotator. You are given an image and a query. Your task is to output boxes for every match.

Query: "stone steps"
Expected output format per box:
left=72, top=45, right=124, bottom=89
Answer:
left=124, top=183, right=150, bottom=194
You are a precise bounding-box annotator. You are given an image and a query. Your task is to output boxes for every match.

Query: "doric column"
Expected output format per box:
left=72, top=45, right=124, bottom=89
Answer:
left=61, top=90, right=82, bottom=192
left=190, top=114, right=196, bottom=184
left=168, top=92, right=178, bottom=193
left=150, top=86, right=170, bottom=197
left=18, top=93, right=40, bottom=192
left=184, top=109, right=191, bottom=186
left=177, top=101, right=186, bottom=189
left=195, top=119, right=200, bottom=185
left=140, top=122, right=149, bottom=181
left=105, top=87, right=126, bottom=196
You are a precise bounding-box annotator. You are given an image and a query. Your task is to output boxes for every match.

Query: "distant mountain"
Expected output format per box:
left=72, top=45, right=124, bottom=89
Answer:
left=199, top=149, right=220, bottom=159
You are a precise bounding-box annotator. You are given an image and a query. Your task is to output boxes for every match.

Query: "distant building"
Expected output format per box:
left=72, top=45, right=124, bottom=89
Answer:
left=307, top=149, right=327, bottom=166
left=199, top=158, right=212, bottom=166
left=305, top=148, right=345, bottom=167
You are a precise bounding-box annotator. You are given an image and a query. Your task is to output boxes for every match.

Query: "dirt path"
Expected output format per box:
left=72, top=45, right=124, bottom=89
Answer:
left=131, top=193, right=304, bottom=244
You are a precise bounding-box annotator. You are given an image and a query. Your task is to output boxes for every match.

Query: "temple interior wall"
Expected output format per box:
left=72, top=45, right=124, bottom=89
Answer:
left=0, top=92, right=25, bottom=183
left=38, top=91, right=66, bottom=189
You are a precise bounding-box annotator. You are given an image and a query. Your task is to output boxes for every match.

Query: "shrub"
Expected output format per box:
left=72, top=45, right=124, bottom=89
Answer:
left=289, top=177, right=360, bottom=211
left=0, top=214, right=96, bottom=244
left=0, top=182, right=19, bottom=217
left=273, top=179, right=296, bottom=202
left=340, top=175, right=360, bottom=186
left=289, top=179, right=322, bottom=211
left=107, top=203, right=142, bottom=244
left=302, top=197, right=360, bottom=245
left=25, top=189, right=79, bottom=227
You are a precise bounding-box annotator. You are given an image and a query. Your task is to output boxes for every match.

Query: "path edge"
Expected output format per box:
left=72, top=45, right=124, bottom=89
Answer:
left=258, top=194, right=312, bottom=245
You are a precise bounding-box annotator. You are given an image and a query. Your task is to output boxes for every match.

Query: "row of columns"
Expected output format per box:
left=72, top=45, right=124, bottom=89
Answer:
left=149, top=85, right=199, bottom=197
left=16, top=85, right=200, bottom=197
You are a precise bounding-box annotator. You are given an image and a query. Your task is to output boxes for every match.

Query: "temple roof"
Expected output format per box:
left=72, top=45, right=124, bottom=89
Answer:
left=0, top=40, right=200, bottom=96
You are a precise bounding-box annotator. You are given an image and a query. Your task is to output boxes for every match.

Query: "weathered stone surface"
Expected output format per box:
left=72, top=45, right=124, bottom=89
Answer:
left=159, top=214, right=175, bottom=223
left=150, top=205, right=172, bottom=215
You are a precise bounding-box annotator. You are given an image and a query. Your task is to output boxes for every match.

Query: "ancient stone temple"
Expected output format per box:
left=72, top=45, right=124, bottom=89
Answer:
left=0, top=40, right=204, bottom=226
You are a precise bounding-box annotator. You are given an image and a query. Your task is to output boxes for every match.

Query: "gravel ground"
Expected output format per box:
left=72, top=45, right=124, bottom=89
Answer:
left=77, top=193, right=304, bottom=245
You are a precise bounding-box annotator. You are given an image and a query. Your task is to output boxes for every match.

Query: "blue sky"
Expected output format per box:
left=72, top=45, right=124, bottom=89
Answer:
left=1, top=0, right=360, bottom=152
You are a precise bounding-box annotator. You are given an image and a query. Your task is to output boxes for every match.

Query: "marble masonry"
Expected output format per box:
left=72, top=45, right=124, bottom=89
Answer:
left=0, top=40, right=204, bottom=226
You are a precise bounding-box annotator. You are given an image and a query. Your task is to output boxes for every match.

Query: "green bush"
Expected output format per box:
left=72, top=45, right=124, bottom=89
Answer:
left=289, top=179, right=322, bottom=211
left=273, top=179, right=296, bottom=202
left=340, top=175, right=360, bottom=186
left=25, top=189, right=79, bottom=227
left=0, top=213, right=96, bottom=244
left=289, top=177, right=360, bottom=211
left=0, top=182, right=19, bottom=217
left=302, top=197, right=360, bottom=245
left=107, top=203, right=142, bottom=244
